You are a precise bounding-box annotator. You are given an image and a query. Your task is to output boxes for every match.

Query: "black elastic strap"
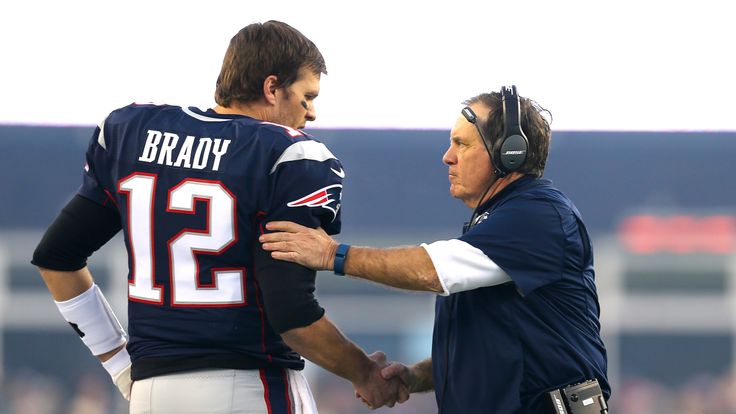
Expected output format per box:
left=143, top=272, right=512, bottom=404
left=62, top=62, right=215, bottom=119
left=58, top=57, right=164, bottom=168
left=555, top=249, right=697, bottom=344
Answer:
left=32, top=195, right=122, bottom=271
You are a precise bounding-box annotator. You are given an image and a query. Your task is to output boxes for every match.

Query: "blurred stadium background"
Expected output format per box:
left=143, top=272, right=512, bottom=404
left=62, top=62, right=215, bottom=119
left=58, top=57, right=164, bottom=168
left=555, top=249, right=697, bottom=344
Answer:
left=0, top=125, right=733, bottom=413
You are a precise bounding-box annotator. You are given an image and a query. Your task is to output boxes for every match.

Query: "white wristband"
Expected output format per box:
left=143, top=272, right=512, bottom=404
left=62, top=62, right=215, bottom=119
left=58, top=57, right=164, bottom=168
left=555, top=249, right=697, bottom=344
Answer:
left=54, top=284, right=127, bottom=355
left=103, top=347, right=133, bottom=401
left=101, top=347, right=132, bottom=378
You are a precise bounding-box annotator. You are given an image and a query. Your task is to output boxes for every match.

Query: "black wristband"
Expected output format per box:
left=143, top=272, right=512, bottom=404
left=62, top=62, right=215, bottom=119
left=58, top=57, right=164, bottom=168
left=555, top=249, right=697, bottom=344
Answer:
left=334, top=244, right=350, bottom=276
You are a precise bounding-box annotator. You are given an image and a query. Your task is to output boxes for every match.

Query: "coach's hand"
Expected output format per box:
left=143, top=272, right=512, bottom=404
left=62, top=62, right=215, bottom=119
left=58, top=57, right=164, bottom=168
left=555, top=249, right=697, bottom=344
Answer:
left=381, top=358, right=435, bottom=395
left=353, top=352, right=409, bottom=409
left=261, top=222, right=338, bottom=271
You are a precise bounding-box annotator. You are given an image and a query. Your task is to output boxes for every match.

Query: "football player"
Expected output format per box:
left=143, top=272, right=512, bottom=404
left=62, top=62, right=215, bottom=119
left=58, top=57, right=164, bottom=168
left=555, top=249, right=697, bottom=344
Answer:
left=32, top=20, right=406, bottom=413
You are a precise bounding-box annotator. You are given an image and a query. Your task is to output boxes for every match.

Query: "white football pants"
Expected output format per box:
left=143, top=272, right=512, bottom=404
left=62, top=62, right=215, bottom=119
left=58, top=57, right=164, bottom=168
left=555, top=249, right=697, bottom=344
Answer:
left=129, top=368, right=317, bottom=414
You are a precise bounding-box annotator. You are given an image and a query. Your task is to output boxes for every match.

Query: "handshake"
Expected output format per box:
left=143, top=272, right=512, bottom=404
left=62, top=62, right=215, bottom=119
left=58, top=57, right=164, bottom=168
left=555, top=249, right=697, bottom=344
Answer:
left=352, top=352, right=420, bottom=409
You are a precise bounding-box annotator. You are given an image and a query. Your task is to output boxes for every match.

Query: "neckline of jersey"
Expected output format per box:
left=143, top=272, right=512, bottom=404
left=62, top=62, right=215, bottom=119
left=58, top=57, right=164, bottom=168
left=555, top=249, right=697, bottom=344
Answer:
left=188, top=106, right=255, bottom=120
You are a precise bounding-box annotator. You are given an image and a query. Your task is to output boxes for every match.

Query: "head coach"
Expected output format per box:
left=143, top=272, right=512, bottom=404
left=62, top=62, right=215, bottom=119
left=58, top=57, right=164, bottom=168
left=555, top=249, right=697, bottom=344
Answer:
left=260, top=86, right=610, bottom=413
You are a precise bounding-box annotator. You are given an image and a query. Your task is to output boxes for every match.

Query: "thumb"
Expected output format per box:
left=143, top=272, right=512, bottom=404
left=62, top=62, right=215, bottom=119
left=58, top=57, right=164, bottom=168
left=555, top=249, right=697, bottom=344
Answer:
left=369, top=351, right=387, bottom=364
left=380, top=363, right=405, bottom=380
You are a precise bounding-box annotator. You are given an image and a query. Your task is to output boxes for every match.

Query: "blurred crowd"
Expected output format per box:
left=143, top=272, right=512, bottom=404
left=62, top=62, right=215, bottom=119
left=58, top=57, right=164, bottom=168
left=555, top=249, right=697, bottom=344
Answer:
left=3, top=370, right=736, bottom=414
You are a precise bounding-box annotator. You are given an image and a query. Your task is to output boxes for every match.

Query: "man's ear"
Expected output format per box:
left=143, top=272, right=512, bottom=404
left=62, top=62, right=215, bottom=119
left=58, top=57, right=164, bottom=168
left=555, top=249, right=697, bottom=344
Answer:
left=263, top=75, right=279, bottom=105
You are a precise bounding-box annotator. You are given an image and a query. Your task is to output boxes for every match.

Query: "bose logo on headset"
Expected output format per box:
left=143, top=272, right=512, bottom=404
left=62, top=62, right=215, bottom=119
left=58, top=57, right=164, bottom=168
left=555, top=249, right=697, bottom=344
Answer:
left=461, top=85, right=530, bottom=177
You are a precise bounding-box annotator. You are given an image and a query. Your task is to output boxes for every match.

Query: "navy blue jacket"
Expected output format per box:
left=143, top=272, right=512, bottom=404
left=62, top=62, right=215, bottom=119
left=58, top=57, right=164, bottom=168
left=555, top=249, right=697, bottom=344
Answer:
left=432, top=176, right=609, bottom=413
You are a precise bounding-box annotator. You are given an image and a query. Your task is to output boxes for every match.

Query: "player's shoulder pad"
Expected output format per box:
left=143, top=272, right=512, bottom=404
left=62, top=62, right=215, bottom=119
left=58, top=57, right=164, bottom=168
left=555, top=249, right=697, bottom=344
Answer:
left=108, top=101, right=173, bottom=120
left=255, top=122, right=339, bottom=175
left=97, top=103, right=177, bottom=150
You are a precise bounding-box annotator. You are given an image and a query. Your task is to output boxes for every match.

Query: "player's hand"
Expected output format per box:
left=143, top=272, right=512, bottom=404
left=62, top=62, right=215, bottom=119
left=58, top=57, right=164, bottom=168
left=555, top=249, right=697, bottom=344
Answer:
left=100, top=346, right=133, bottom=401
left=112, top=362, right=133, bottom=401
left=353, top=352, right=409, bottom=409
left=261, top=221, right=339, bottom=271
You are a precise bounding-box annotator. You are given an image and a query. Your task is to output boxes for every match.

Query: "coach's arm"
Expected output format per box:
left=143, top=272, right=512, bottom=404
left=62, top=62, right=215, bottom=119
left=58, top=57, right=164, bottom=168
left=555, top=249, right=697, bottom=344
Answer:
left=260, top=221, right=512, bottom=295
left=260, top=221, right=443, bottom=293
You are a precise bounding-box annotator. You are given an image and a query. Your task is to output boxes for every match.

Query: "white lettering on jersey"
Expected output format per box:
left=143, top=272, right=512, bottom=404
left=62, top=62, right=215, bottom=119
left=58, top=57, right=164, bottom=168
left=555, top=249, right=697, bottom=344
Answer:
left=210, top=139, right=231, bottom=171
left=138, top=129, right=231, bottom=171
left=192, top=137, right=212, bottom=169
left=174, top=136, right=195, bottom=168
left=158, top=132, right=179, bottom=166
left=139, top=130, right=162, bottom=162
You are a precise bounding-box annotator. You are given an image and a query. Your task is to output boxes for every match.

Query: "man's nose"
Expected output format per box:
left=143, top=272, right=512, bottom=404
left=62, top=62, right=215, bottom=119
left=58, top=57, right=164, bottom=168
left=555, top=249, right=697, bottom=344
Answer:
left=442, top=146, right=455, bottom=165
left=303, top=101, right=316, bottom=122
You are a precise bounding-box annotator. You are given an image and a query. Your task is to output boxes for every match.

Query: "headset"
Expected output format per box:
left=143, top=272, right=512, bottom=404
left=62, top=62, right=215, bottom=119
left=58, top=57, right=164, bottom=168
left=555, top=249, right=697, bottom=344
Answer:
left=461, top=85, right=529, bottom=177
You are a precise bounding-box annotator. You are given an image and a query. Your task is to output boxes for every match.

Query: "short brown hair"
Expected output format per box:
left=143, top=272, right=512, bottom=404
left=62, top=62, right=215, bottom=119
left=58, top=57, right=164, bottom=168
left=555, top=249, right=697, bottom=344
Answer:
left=215, top=20, right=327, bottom=107
left=464, top=92, right=552, bottom=177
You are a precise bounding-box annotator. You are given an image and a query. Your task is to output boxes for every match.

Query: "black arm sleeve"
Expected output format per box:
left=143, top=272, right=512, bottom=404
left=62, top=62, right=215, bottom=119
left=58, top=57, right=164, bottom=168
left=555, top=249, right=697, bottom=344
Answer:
left=31, top=195, right=122, bottom=271
left=253, top=243, right=325, bottom=334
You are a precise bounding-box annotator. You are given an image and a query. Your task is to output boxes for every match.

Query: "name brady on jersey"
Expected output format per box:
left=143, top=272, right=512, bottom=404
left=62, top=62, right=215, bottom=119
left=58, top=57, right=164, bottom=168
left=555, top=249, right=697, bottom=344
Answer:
left=138, top=129, right=231, bottom=171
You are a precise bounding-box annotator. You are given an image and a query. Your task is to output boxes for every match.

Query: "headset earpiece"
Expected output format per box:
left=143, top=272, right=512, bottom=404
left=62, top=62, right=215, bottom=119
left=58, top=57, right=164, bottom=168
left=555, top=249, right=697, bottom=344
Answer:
left=494, top=85, right=529, bottom=176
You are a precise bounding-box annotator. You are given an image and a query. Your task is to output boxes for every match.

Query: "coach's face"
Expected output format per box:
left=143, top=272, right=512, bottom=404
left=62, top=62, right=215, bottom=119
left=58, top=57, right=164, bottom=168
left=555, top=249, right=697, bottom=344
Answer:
left=272, top=67, right=320, bottom=130
left=443, top=103, right=495, bottom=208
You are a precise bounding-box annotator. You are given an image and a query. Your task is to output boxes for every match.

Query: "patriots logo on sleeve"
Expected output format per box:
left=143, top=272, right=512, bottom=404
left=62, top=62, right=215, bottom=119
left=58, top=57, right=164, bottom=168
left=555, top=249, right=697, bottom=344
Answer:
left=287, top=184, right=342, bottom=221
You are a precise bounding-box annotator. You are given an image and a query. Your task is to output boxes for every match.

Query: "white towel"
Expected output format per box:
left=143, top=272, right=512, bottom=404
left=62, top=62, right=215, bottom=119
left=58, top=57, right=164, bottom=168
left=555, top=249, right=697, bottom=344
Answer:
left=288, top=369, right=319, bottom=414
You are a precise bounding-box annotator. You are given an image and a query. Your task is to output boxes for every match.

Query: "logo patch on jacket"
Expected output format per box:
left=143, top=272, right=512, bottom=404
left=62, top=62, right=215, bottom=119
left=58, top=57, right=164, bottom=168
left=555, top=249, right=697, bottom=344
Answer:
left=287, top=184, right=342, bottom=221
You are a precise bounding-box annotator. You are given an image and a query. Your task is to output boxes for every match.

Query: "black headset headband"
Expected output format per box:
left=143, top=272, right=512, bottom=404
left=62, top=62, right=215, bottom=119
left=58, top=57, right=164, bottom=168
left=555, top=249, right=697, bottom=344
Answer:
left=496, top=85, right=529, bottom=176
left=501, top=86, right=524, bottom=142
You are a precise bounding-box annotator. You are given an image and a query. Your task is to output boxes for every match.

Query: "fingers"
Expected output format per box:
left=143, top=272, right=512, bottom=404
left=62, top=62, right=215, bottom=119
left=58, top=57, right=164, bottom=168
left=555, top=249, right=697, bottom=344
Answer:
left=269, top=251, right=300, bottom=263
left=265, top=221, right=308, bottom=233
left=381, top=362, right=406, bottom=380
left=260, top=239, right=294, bottom=252
left=398, top=384, right=410, bottom=403
left=259, top=232, right=294, bottom=244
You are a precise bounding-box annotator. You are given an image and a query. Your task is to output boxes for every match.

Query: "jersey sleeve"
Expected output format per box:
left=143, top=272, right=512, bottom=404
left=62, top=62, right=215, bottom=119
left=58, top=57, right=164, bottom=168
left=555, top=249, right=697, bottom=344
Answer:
left=458, top=197, right=566, bottom=295
left=77, top=119, right=115, bottom=206
left=256, top=133, right=341, bottom=333
left=265, top=138, right=344, bottom=235
left=421, top=239, right=511, bottom=295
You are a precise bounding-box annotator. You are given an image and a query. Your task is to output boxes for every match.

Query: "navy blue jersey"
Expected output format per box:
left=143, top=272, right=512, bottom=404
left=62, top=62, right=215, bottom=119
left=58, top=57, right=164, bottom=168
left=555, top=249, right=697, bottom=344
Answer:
left=432, top=176, right=609, bottom=413
left=77, top=104, right=344, bottom=377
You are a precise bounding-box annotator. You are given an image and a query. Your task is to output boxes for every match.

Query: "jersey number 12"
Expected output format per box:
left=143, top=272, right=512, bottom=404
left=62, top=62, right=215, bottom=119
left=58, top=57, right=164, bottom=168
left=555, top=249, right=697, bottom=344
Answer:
left=119, top=173, right=245, bottom=307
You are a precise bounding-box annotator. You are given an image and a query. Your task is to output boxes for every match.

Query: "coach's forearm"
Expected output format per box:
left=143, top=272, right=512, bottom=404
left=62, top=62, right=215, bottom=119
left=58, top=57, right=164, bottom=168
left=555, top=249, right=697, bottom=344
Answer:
left=408, top=358, right=434, bottom=393
left=342, top=246, right=443, bottom=293
left=281, top=314, right=372, bottom=384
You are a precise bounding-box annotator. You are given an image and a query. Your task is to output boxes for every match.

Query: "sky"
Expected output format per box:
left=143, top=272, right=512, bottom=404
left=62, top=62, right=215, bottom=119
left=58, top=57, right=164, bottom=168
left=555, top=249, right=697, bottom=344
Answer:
left=1, top=0, right=733, bottom=131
